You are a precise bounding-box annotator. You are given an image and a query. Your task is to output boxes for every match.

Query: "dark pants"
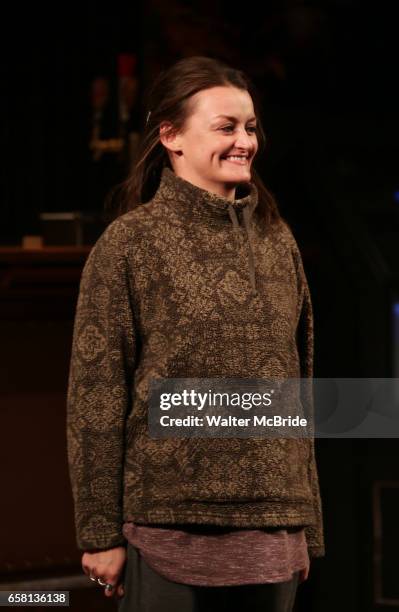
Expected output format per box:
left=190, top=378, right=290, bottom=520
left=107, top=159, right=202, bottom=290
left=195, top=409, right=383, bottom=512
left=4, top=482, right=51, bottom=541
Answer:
left=118, top=543, right=300, bottom=612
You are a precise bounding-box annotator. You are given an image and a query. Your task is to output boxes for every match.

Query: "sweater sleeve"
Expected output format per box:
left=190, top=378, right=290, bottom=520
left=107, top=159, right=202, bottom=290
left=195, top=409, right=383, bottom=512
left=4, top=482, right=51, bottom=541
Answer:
left=66, top=218, right=138, bottom=551
left=296, top=275, right=325, bottom=558
left=288, top=228, right=325, bottom=559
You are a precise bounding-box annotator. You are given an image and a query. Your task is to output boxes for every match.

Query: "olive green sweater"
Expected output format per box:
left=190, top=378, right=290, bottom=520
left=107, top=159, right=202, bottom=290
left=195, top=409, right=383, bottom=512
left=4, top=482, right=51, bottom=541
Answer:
left=66, top=166, right=325, bottom=558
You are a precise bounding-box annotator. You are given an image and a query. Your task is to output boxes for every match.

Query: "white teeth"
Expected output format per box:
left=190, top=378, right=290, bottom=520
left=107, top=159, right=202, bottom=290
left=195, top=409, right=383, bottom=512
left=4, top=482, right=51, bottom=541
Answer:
left=225, top=156, right=248, bottom=161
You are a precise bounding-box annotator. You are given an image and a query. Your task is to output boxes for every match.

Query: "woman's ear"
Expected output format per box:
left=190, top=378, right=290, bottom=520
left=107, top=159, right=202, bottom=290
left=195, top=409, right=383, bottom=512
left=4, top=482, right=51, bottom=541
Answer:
left=159, top=121, right=182, bottom=154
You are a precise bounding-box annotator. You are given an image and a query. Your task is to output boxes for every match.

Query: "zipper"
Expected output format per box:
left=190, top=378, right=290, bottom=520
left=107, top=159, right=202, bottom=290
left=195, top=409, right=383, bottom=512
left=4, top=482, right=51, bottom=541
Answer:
left=228, top=204, right=258, bottom=297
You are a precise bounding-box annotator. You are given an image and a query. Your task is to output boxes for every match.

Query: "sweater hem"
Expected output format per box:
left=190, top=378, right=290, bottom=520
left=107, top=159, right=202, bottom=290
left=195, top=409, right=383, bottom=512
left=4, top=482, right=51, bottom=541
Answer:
left=124, top=507, right=316, bottom=529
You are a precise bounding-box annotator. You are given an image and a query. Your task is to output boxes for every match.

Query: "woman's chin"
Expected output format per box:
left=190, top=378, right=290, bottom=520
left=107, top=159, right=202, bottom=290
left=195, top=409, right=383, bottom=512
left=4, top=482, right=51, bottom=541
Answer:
left=221, top=169, right=251, bottom=182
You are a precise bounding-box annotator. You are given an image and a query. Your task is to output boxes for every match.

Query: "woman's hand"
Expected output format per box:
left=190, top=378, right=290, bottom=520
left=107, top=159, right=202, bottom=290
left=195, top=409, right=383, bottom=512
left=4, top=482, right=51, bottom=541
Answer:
left=298, top=560, right=310, bottom=583
left=82, top=546, right=127, bottom=598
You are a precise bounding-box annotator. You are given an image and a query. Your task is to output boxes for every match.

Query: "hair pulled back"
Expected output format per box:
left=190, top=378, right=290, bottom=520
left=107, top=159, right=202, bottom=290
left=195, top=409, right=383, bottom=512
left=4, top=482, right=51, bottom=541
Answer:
left=105, top=55, right=281, bottom=227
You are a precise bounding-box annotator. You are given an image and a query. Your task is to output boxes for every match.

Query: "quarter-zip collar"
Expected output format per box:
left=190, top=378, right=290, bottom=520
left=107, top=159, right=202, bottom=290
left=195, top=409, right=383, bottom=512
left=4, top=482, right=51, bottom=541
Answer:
left=155, top=166, right=259, bottom=297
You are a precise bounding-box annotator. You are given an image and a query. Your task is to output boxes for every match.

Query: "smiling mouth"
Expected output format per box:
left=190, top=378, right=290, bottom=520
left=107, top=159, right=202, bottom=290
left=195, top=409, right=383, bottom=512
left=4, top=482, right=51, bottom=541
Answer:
left=221, top=155, right=250, bottom=165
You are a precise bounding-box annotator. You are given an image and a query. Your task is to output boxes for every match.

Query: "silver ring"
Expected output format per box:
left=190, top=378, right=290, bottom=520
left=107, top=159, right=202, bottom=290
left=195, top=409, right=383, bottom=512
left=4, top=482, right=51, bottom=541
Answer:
left=89, top=576, right=97, bottom=582
left=97, top=577, right=107, bottom=587
left=105, top=584, right=113, bottom=592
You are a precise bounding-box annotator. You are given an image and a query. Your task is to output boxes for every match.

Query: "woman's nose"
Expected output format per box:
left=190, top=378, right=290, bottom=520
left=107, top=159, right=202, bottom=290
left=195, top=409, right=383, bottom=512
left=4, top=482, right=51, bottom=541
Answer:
left=234, top=128, right=254, bottom=149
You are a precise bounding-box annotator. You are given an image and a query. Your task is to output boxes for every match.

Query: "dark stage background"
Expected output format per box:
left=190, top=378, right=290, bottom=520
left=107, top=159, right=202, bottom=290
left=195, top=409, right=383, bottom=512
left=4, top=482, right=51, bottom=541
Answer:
left=1, top=2, right=398, bottom=611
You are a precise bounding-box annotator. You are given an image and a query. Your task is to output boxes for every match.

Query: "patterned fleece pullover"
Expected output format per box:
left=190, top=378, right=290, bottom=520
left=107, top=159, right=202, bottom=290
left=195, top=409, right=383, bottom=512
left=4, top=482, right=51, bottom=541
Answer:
left=66, top=166, right=325, bottom=558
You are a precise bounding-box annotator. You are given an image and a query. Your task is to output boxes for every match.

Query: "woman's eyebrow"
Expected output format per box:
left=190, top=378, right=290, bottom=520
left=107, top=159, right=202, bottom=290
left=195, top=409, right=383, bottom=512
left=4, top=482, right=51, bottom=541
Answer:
left=213, top=114, right=257, bottom=122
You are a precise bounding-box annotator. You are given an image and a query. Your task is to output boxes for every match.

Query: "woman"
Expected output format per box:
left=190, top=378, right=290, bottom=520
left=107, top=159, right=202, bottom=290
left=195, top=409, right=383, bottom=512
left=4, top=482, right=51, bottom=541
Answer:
left=66, top=56, right=325, bottom=612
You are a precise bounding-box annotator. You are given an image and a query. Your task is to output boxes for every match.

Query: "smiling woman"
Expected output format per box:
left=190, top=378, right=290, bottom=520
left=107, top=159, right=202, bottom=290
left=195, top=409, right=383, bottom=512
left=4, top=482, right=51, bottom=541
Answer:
left=158, top=86, right=259, bottom=200
left=67, top=55, right=324, bottom=612
left=105, top=55, right=279, bottom=227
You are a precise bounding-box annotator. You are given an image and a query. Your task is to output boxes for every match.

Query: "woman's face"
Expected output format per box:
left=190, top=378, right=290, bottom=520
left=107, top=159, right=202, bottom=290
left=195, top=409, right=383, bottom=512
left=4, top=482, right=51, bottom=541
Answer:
left=160, top=86, right=259, bottom=199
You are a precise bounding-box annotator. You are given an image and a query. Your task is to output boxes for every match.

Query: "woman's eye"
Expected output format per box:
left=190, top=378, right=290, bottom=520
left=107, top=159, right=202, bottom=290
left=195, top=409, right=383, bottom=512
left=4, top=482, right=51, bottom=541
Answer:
left=220, top=126, right=257, bottom=133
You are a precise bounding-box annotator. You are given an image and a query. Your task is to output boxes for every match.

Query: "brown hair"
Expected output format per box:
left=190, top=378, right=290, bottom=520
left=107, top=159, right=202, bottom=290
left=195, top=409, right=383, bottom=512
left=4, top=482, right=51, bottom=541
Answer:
left=105, top=55, right=281, bottom=227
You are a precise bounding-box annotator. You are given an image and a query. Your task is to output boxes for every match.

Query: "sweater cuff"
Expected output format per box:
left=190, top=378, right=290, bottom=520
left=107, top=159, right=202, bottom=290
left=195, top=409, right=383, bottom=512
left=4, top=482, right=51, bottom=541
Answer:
left=77, top=531, right=126, bottom=552
left=307, top=544, right=325, bottom=559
